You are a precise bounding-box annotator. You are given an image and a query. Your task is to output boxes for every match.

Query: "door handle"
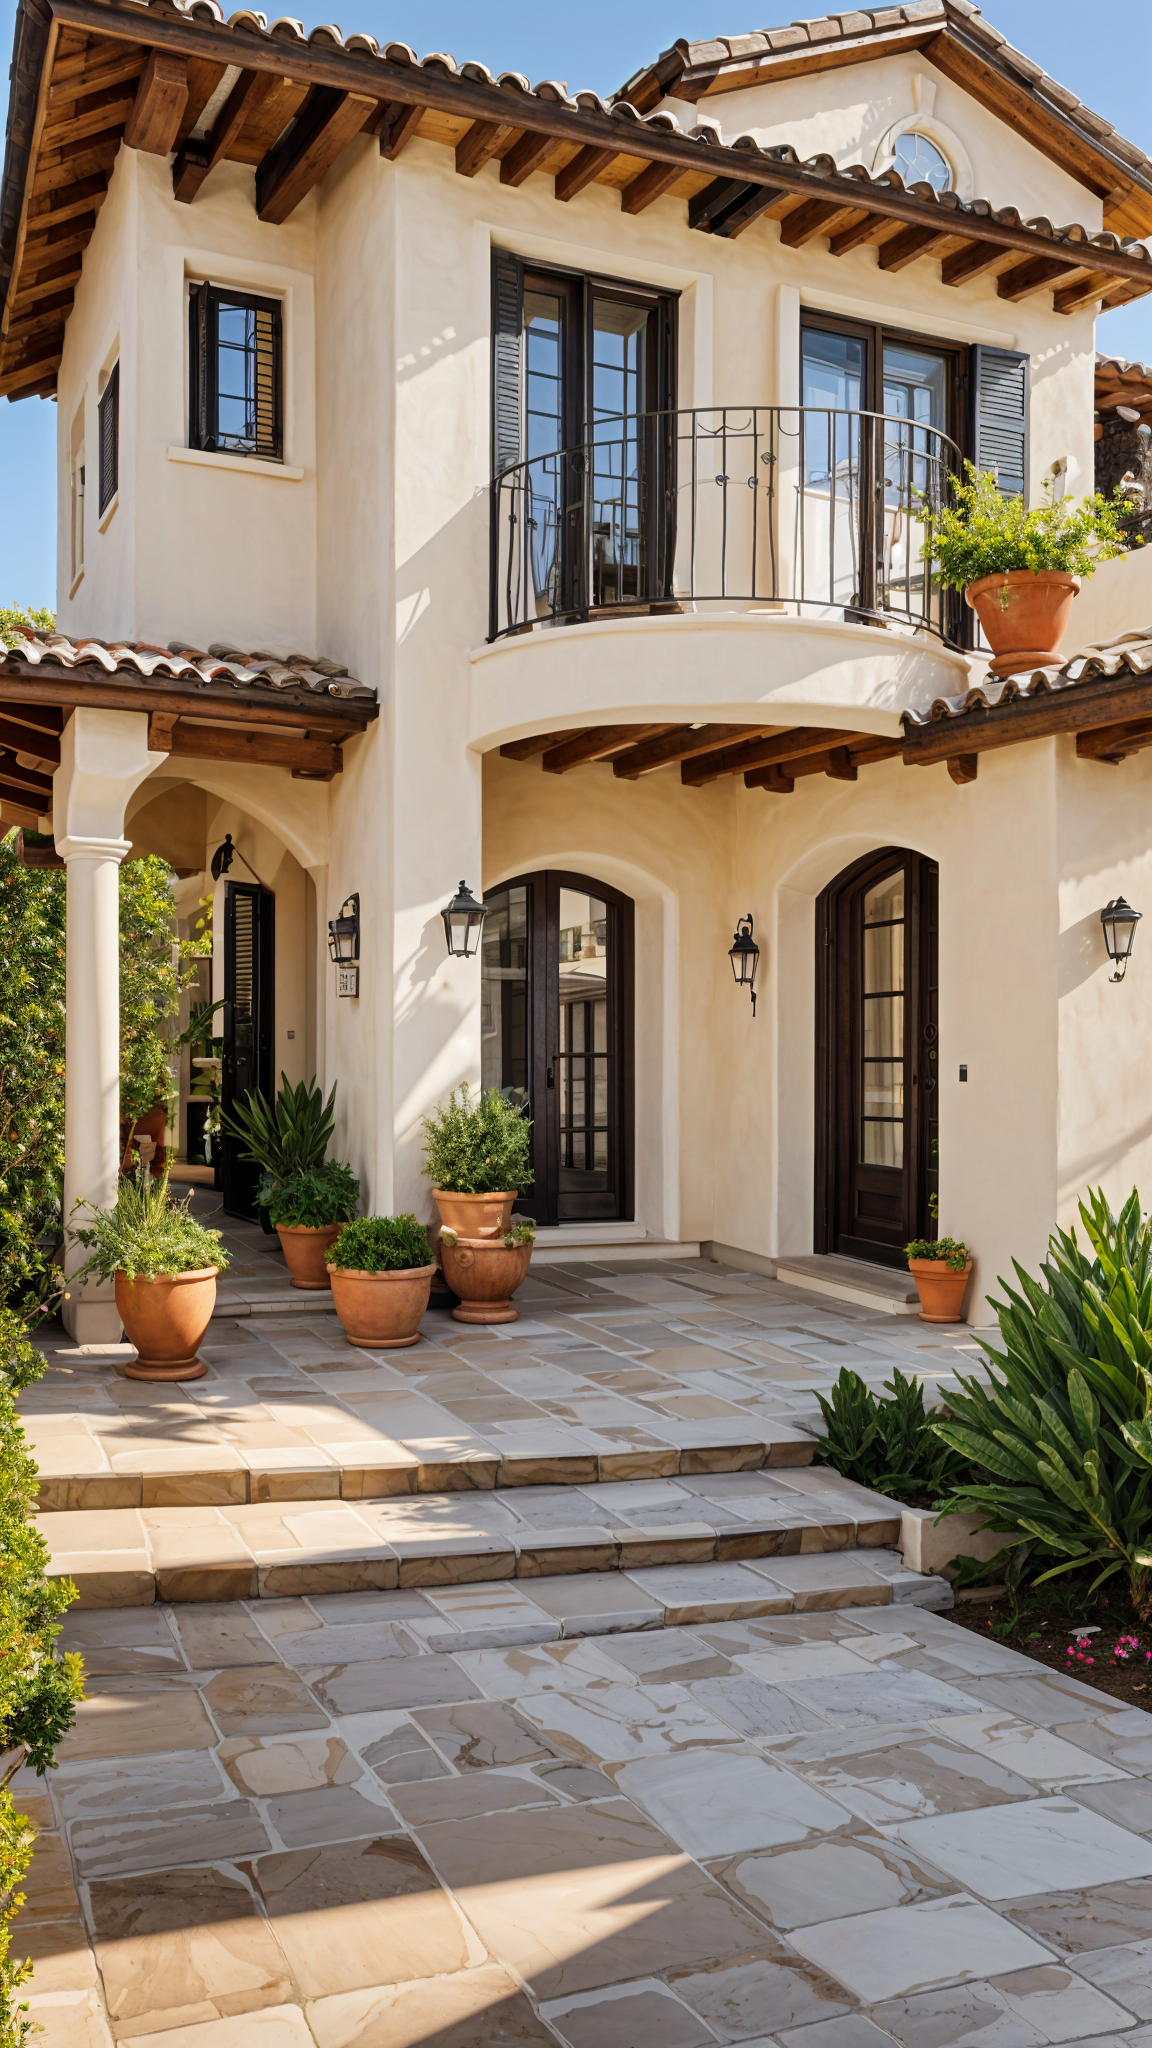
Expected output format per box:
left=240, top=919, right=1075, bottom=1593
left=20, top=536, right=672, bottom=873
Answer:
left=546, top=1065, right=555, bottom=1089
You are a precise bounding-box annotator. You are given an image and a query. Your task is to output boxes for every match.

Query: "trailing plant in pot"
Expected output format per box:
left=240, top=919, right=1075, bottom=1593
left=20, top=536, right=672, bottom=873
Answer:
left=421, top=1084, right=533, bottom=1239
left=439, top=1218, right=536, bottom=1325
left=327, top=1214, right=436, bottom=1349
left=69, top=1160, right=229, bottom=1381
left=905, top=1235, right=972, bottom=1323
left=222, top=1076, right=356, bottom=1288
left=921, top=464, right=1130, bottom=675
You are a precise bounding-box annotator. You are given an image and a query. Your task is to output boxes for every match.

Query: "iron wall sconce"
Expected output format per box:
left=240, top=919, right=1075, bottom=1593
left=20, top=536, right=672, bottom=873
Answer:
left=442, top=880, right=487, bottom=958
left=1101, top=897, right=1142, bottom=983
left=328, top=893, right=360, bottom=997
left=729, top=913, right=760, bottom=1017
left=210, top=833, right=261, bottom=884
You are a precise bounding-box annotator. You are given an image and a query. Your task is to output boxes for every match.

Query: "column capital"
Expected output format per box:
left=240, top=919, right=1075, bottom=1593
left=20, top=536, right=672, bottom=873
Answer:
left=53, top=707, right=155, bottom=857
left=56, top=835, right=132, bottom=864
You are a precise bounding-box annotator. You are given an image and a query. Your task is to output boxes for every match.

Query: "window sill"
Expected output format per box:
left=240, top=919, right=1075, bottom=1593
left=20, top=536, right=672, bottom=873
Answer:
left=68, top=568, right=84, bottom=600
left=98, top=492, right=119, bottom=533
left=167, top=445, right=304, bottom=481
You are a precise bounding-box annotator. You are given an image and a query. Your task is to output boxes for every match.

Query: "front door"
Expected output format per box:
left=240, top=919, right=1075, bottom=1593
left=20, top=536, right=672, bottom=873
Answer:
left=482, top=870, right=634, bottom=1225
left=816, top=848, right=938, bottom=1266
left=220, top=880, right=274, bottom=1219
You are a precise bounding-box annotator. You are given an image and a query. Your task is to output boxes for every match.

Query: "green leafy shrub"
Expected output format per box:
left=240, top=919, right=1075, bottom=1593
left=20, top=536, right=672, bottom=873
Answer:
left=0, top=607, right=54, bottom=650
left=265, top=1162, right=360, bottom=1229
left=330, top=1215, right=433, bottom=1273
left=119, top=858, right=204, bottom=1132
left=69, top=1161, right=229, bottom=1283
left=222, top=1074, right=337, bottom=1181
left=813, top=1365, right=977, bottom=1504
left=933, top=1187, right=1152, bottom=1616
left=922, top=465, right=1130, bottom=592
left=0, top=1305, right=84, bottom=2047
left=0, top=831, right=66, bottom=1313
left=907, top=1236, right=970, bottom=1270
left=422, top=1085, right=533, bottom=1195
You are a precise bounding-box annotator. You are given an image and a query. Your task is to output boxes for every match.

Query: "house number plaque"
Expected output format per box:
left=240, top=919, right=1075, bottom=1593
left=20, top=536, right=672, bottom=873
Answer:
left=336, top=964, right=360, bottom=999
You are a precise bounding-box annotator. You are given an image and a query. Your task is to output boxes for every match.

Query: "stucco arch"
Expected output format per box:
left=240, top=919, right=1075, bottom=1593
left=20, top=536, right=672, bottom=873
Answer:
left=127, top=757, right=329, bottom=872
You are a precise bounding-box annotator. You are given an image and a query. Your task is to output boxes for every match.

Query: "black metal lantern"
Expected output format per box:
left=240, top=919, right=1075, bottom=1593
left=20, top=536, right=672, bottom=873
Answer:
left=729, top=913, right=759, bottom=1017
left=1101, top=897, right=1142, bottom=983
left=442, top=880, right=487, bottom=958
left=327, top=893, right=360, bottom=964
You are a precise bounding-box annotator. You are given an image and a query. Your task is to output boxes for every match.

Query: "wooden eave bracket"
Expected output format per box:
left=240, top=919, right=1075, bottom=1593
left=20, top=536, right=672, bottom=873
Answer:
left=123, top=50, right=188, bottom=156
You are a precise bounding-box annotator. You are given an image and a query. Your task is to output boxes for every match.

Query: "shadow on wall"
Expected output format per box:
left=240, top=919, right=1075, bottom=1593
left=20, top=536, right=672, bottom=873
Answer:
left=1058, top=912, right=1107, bottom=998
left=1058, top=1106, right=1152, bottom=1211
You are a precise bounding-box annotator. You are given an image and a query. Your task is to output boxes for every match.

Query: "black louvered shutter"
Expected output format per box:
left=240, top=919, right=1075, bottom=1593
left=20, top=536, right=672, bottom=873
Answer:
left=189, top=280, right=211, bottom=448
left=971, top=345, right=1030, bottom=502
left=98, top=360, right=118, bottom=514
left=492, top=250, right=524, bottom=477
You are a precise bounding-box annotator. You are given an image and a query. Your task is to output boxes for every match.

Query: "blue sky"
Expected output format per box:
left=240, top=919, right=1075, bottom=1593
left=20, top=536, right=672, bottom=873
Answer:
left=2, top=0, right=1150, bottom=611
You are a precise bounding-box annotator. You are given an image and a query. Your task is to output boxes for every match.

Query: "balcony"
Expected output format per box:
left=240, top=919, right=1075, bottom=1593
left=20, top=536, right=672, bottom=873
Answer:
left=489, top=405, right=964, bottom=650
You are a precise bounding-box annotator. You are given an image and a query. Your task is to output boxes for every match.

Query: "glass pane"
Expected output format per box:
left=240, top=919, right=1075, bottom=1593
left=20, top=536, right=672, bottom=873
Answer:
left=864, top=925, right=904, bottom=995
left=571, top=1005, right=585, bottom=1054
left=480, top=885, right=529, bottom=1109
left=863, top=1120, right=904, bottom=1168
left=593, top=1058, right=607, bottom=1120
left=894, top=132, right=951, bottom=194
left=864, top=995, right=903, bottom=1058
left=556, top=887, right=612, bottom=1206
left=593, top=1000, right=607, bottom=1054
left=801, top=328, right=865, bottom=491
left=591, top=299, right=649, bottom=606
left=863, top=871, right=904, bottom=924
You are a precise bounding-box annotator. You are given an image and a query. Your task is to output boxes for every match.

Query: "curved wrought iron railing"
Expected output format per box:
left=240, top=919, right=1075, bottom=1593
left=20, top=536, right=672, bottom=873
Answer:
left=489, top=404, right=964, bottom=647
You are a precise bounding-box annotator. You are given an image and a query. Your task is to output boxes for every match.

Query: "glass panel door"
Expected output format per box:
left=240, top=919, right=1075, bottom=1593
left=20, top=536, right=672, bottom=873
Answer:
left=524, top=287, right=569, bottom=618
left=480, top=885, right=530, bottom=1111
left=860, top=871, right=905, bottom=1168
left=557, top=886, right=610, bottom=1203
left=590, top=297, right=650, bottom=607
left=882, top=340, right=949, bottom=626
left=800, top=324, right=871, bottom=614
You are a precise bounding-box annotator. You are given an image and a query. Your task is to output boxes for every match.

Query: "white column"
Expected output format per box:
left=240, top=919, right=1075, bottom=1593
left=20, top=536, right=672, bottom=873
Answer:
left=54, top=710, right=155, bottom=1343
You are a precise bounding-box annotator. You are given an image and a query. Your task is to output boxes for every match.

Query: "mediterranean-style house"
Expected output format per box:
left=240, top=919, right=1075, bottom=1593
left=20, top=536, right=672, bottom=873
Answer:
left=3, top=0, right=1152, bottom=1341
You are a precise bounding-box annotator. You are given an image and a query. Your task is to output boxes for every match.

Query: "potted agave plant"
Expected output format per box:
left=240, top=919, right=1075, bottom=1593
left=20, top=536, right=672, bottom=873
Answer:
left=327, top=1214, right=436, bottom=1348
left=439, top=1218, right=537, bottom=1325
left=222, top=1076, right=358, bottom=1289
left=421, top=1084, right=534, bottom=1240
left=68, top=1160, right=229, bottom=1381
left=905, top=1234, right=972, bottom=1324
left=923, top=463, right=1129, bottom=676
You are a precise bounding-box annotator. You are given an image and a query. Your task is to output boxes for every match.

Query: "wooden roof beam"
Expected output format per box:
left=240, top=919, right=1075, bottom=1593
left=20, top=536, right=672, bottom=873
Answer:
left=0, top=661, right=376, bottom=731
left=826, top=211, right=891, bottom=257
left=0, top=719, right=59, bottom=768
left=256, top=86, right=377, bottom=223
left=376, top=98, right=423, bottom=160
left=543, top=724, right=667, bottom=772
left=455, top=118, right=515, bottom=177
left=621, top=160, right=683, bottom=216
left=123, top=49, right=188, bottom=155
left=3, top=292, right=75, bottom=345
left=26, top=171, right=108, bottom=227
left=173, top=57, right=229, bottom=148
left=23, top=211, right=98, bottom=268
left=717, top=183, right=788, bottom=238
left=996, top=254, right=1090, bottom=302
left=778, top=197, right=859, bottom=248
left=682, top=725, right=862, bottom=784
left=940, top=240, right=1005, bottom=286
left=688, top=176, right=752, bottom=231
left=500, top=128, right=557, bottom=187
left=1, top=351, right=64, bottom=395
left=612, top=723, right=778, bottom=778
left=1056, top=271, right=1114, bottom=314
left=498, top=730, right=571, bottom=761
left=42, top=79, right=137, bottom=148
left=745, top=736, right=900, bottom=788
left=165, top=724, right=343, bottom=775
left=878, top=224, right=954, bottom=272
left=1076, top=717, right=1152, bottom=763
left=554, top=145, right=616, bottom=201
left=903, top=680, right=1152, bottom=766
left=0, top=761, right=55, bottom=800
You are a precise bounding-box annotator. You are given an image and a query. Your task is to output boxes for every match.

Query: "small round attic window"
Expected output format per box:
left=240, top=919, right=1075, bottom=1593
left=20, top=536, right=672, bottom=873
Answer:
left=894, top=131, right=952, bottom=193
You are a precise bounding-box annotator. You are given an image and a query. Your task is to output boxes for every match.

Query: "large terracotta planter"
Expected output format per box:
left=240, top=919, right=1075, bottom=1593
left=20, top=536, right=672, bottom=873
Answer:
left=115, top=1266, right=218, bottom=1381
left=966, top=570, right=1079, bottom=677
left=275, top=1222, right=343, bottom=1289
left=328, top=1263, right=436, bottom=1348
left=439, top=1235, right=532, bottom=1324
left=431, top=1189, right=515, bottom=1238
left=908, top=1257, right=973, bottom=1325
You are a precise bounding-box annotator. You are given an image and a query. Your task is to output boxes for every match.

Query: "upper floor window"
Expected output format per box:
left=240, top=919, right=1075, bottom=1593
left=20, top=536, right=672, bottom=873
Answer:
left=98, top=361, right=119, bottom=514
left=894, top=132, right=952, bottom=194
left=189, top=282, right=282, bottom=461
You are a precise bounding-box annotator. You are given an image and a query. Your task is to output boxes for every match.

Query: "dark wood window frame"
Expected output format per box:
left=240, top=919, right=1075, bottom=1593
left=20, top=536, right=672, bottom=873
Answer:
left=189, top=280, right=284, bottom=463
left=97, top=359, right=118, bottom=515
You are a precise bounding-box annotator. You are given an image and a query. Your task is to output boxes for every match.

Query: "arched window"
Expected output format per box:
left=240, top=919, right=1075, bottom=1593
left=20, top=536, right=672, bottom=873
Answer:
left=894, top=131, right=952, bottom=194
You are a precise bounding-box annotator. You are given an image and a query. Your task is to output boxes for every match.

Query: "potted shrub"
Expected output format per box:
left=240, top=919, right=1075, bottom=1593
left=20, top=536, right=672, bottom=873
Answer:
left=905, top=1234, right=972, bottom=1324
left=439, top=1219, right=536, bottom=1325
left=923, top=463, right=1129, bottom=675
left=68, top=1161, right=230, bottom=1381
left=327, top=1214, right=436, bottom=1348
left=264, top=1161, right=360, bottom=1289
left=421, top=1084, right=533, bottom=1239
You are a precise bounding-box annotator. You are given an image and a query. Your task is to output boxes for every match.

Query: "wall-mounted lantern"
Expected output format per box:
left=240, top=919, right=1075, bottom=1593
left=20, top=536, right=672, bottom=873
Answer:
left=728, top=913, right=760, bottom=1017
left=1101, top=897, right=1142, bottom=984
left=210, top=833, right=261, bottom=884
left=442, top=880, right=487, bottom=958
left=328, top=892, right=360, bottom=997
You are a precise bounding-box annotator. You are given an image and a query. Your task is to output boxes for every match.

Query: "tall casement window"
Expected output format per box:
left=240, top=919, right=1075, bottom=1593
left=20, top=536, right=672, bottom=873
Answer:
left=490, top=252, right=677, bottom=631
left=98, top=360, right=119, bottom=514
left=69, top=400, right=85, bottom=587
left=189, top=283, right=283, bottom=460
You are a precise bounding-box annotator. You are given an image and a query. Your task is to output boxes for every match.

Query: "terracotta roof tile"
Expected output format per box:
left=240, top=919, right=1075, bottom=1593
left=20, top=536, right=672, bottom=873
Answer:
left=0, top=633, right=375, bottom=700
left=903, top=629, right=1152, bottom=727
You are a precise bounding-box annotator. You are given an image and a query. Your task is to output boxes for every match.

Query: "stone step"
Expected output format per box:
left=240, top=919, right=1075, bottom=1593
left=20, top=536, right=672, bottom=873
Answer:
left=773, top=1253, right=922, bottom=1316
left=38, top=1468, right=911, bottom=1607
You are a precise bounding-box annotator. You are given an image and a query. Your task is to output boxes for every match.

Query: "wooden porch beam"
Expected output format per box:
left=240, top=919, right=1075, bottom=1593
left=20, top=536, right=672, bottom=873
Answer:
left=0, top=761, right=55, bottom=799
left=500, top=129, right=557, bottom=187
left=877, top=223, right=953, bottom=272
left=621, top=160, right=683, bottom=216
left=717, top=183, right=789, bottom=238
left=688, top=176, right=750, bottom=231
left=148, top=710, right=178, bottom=753
left=554, top=145, right=616, bottom=201
left=1075, top=717, right=1152, bottom=762
left=0, top=703, right=65, bottom=738
left=543, top=724, right=666, bottom=773
left=612, top=722, right=776, bottom=778
left=123, top=49, right=188, bottom=154
left=0, top=777, right=51, bottom=814
left=682, top=725, right=863, bottom=784
left=376, top=98, right=424, bottom=159
left=827, top=212, right=890, bottom=257
left=165, top=724, right=344, bottom=775
left=173, top=57, right=230, bottom=147
left=902, top=679, right=1152, bottom=766
left=1055, top=271, right=1113, bottom=314
left=455, top=118, right=515, bottom=177
left=745, top=736, right=901, bottom=788
left=0, top=718, right=60, bottom=767
left=0, top=663, right=376, bottom=732
left=256, top=87, right=377, bottom=222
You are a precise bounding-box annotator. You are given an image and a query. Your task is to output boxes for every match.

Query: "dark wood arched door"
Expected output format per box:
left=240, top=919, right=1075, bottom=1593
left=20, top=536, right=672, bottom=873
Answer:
left=815, top=847, right=938, bottom=1266
left=481, top=870, right=634, bottom=1225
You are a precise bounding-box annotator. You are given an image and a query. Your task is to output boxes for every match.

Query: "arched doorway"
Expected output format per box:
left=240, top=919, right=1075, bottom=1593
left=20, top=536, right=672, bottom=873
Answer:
left=815, top=846, right=938, bottom=1266
left=482, top=870, right=634, bottom=1225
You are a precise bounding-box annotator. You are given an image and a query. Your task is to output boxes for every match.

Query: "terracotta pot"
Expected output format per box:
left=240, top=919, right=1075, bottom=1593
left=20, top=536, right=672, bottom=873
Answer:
left=328, top=1263, right=436, bottom=1348
left=908, top=1256, right=973, bottom=1325
left=965, top=570, right=1079, bottom=677
left=431, top=1189, right=515, bottom=1239
left=439, top=1234, right=532, bottom=1324
left=275, top=1222, right=343, bottom=1289
left=120, top=1104, right=169, bottom=1176
left=115, top=1266, right=218, bottom=1381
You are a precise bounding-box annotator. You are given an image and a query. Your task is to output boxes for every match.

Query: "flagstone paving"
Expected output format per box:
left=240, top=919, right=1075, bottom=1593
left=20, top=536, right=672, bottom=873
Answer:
left=16, top=1589, right=1152, bottom=2047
